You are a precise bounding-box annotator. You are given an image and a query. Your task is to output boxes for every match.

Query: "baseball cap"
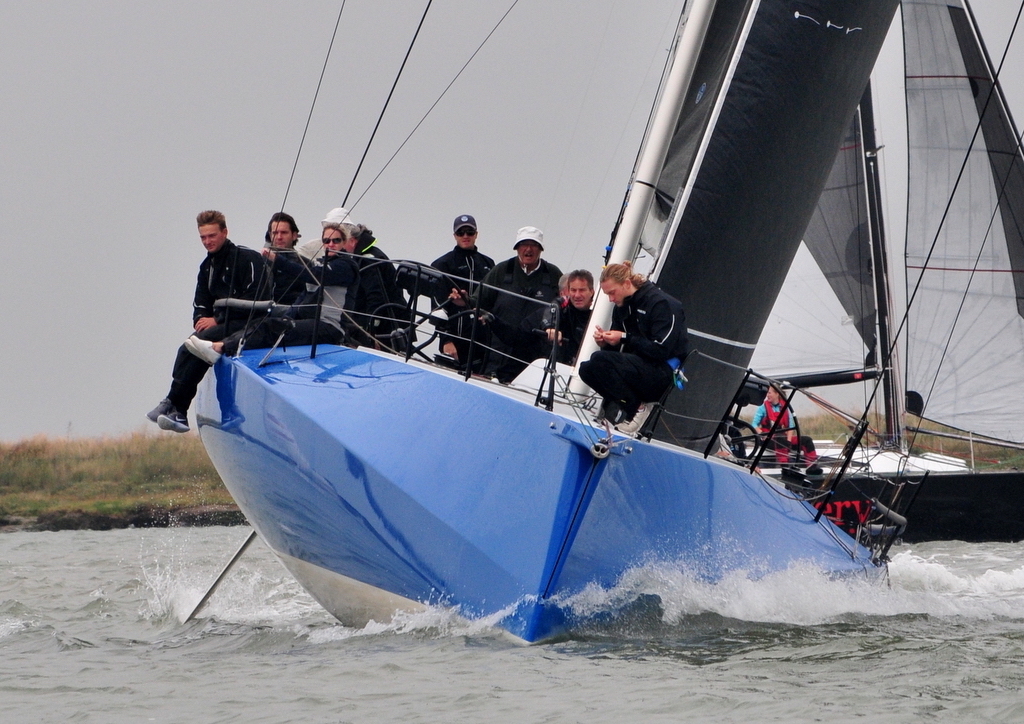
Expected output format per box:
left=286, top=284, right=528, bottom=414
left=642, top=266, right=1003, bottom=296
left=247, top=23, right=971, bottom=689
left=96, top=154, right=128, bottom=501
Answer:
left=453, top=214, right=477, bottom=232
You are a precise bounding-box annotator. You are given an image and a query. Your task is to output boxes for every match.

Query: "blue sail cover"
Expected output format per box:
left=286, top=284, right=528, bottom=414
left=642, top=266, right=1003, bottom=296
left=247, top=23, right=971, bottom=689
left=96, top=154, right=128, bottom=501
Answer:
left=903, top=0, right=1024, bottom=442
left=650, top=0, right=899, bottom=448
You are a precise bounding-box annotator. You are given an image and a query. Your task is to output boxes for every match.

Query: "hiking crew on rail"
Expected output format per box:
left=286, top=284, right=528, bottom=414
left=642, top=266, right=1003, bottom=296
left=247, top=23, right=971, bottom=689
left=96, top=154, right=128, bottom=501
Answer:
left=149, top=210, right=696, bottom=438
left=147, top=210, right=271, bottom=433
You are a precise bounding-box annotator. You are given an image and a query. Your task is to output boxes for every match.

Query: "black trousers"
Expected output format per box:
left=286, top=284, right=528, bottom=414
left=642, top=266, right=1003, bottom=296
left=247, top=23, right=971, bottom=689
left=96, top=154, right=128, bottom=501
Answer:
left=578, top=350, right=673, bottom=419
left=484, top=317, right=548, bottom=384
left=166, top=321, right=246, bottom=413
left=221, top=317, right=343, bottom=356
left=441, top=312, right=492, bottom=374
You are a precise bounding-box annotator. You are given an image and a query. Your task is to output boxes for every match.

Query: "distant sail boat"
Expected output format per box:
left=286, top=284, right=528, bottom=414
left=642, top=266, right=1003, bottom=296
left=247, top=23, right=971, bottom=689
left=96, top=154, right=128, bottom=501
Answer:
left=751, top=0, right=1024, bottom=541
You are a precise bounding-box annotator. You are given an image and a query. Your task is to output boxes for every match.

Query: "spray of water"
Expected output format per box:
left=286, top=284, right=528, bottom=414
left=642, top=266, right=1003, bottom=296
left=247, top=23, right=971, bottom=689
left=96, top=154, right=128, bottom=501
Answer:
left=138, top=534, right=1024, bottom=642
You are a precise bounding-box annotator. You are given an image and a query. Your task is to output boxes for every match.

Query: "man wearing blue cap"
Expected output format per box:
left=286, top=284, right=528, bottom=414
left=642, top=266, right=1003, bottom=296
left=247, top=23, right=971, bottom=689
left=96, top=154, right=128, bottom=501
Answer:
left=431, top=215, right=495, bottom=371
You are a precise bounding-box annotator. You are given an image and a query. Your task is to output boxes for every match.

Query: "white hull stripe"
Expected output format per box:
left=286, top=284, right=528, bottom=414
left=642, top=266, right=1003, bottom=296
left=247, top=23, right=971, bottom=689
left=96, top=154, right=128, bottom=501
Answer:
left=689, top=328, right=757, bottom=350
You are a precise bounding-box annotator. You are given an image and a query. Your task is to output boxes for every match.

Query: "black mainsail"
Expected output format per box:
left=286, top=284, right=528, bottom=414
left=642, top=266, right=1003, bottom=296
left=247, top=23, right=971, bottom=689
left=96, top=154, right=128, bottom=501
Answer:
left=645, top=1, right=900, bottom=448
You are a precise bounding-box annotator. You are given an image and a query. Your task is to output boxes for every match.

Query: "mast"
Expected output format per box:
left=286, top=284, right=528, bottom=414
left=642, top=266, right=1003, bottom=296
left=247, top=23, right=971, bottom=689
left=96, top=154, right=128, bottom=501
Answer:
left=571, top=0, right=719, bottom=391
left=859, top=85, right=902, bottom=447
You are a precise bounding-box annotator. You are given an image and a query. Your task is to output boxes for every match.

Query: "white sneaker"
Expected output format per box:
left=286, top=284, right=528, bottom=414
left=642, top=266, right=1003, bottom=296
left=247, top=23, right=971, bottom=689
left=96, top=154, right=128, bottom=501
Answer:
left=185, top=335, right=222, bottom=366
left=615, top=403, right=652, bottom=435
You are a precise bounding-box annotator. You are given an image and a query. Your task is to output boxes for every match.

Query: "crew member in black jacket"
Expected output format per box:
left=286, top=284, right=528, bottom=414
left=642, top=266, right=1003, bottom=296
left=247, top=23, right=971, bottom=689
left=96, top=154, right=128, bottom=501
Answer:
left=475, top=226, right=563, bottom=383
left=579, top=261, right=688, bottom=434
left=184, top=222, right=359, bottom=362
left=430, top=214, right=495, bottom=371
left=264, top=211, right=306, bottom=306
left=343, top=220, right=410, bottom=349
left=542, top=269, right=595, bottom=365
left=146, top=210, right=271, bottom=433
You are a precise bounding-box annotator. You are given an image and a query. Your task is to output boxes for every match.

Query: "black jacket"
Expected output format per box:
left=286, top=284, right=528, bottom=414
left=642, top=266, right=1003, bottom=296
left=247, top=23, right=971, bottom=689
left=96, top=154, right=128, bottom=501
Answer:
left=193, top=241, right=270, bottom=325
left=345, top=243, right=410, bottom=343
left=267, top=249, right=309, bottom=306
left=431, top=245, right=495, bottom=348
left=431, top=245, right=496, bottom=297
left=609, top=281, right=688, bottom=364
left=542, top=299, right=592, bottom=365
left=476, top=257, right=563, bottom=355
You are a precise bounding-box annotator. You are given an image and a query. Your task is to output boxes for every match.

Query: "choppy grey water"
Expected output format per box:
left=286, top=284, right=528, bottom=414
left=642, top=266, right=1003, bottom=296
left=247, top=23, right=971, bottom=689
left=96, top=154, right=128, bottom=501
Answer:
left=2, top=527, right=1024, bottom=723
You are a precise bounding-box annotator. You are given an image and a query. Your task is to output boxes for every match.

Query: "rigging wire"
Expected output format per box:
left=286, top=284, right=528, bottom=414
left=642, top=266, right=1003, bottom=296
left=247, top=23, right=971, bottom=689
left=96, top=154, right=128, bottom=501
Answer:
left=344, top=0, right=521, bottom=213
left=281, top=1, right=349, bottom=211
left=342, top=0, right=435, bottom=208
left=909, top=2, right=1024, bottom=438
left=600, top=6, right=694, bottom=261
left=541, top=2, right=617, bottom=247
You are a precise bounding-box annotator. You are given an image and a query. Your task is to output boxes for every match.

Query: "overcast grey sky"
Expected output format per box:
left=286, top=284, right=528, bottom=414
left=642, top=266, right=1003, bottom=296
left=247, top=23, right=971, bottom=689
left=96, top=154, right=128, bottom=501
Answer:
left=1, top=1, right=1022, bottom=441
left=0, top=0, right=680, bottom=440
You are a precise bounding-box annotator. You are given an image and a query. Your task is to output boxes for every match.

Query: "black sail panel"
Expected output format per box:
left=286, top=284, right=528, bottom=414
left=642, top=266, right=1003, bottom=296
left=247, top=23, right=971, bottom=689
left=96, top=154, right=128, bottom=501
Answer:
left=801, top=107, right=877, bottom=360
left=639, top=0, right=755, bottom=255
left=654, top=0, right=754, bottom=218
left=653, top=1, right=900, bottom=448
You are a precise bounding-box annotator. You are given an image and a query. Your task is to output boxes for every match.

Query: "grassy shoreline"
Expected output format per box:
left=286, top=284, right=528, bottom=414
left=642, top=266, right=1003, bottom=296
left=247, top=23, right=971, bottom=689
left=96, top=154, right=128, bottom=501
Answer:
left=3, top=415, right=1019, bottom=531
left=0, top=432, right=239, bottom=531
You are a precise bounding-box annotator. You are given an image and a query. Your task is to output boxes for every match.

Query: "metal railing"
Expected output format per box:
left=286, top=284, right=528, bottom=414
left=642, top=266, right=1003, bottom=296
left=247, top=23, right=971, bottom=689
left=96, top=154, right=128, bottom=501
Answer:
left=221, top=256, right=576, bottom=413
left=701, top=369, right=920, bottom=564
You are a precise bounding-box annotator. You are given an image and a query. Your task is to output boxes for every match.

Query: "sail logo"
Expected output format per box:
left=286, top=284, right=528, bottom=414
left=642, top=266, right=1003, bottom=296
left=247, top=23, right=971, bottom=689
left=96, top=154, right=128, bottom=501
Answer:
left=793, top=11, right=862, bottom=34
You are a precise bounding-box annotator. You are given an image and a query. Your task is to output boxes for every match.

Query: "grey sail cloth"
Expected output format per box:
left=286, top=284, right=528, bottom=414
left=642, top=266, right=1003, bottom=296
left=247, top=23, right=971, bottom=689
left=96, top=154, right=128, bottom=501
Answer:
left=901, top=0, right=1024, bottom=443
left=780, top=0, right=1024, bottom=444
left=801, top=103, right=877, bottom=362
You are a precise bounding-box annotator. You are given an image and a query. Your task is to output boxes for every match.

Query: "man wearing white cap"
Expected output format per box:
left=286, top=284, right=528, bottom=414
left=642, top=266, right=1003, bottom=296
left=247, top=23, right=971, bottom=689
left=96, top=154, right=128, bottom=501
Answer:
left=475, top=226, right=562, bottom=382
left=294, top=207, right=355, bottom=259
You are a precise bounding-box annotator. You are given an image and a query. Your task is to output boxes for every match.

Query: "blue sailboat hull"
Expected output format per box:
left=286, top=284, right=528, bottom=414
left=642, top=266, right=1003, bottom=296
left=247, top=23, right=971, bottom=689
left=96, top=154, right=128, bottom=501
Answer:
left=195, top=346, right=878, bottom=642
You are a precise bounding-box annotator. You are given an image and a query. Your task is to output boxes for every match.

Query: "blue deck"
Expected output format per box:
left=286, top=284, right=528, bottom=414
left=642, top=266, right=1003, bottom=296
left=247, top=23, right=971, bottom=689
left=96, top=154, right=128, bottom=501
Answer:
left=196, top=346, right=877, bottom=642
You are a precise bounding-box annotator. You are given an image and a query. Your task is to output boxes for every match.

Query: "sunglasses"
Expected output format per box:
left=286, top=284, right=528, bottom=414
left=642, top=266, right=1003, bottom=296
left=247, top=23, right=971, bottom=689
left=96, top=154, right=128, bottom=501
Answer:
left=455, top=228, right=477, bottom=237
left=322, top=237, right=346, bottom=244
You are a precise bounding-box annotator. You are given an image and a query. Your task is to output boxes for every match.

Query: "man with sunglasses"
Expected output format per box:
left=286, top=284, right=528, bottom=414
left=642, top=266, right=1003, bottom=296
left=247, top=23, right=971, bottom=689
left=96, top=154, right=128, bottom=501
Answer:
left=430, top=214, right=495, bottom=371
